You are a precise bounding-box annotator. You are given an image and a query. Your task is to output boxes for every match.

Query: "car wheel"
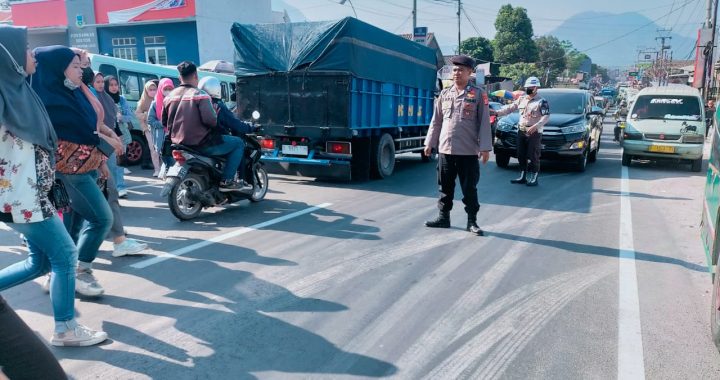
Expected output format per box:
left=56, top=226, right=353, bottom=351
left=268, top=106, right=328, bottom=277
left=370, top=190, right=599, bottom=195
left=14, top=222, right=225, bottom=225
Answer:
left=574, top=149, right=588, bottom=172
left=124, top=132, right=149, bottom=166
left=711, top=260, right=720, bottom=350
left=588, top=137, right=600, bottom=163
left=495, top=153, right=510, bottom=168
left=692, top=158, right=703, bottom=172
left=621, top=152, right=631, bottom=167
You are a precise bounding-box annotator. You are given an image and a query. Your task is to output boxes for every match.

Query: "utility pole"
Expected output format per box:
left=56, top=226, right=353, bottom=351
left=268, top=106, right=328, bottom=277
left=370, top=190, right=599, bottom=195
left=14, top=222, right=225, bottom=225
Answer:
left=656, top=28, right=672, bottom=86
left=412, top=0, right=417, bottom=36
left=703, top=0, right=719, bottom=100
left=457, top=0, right=462, bottom=54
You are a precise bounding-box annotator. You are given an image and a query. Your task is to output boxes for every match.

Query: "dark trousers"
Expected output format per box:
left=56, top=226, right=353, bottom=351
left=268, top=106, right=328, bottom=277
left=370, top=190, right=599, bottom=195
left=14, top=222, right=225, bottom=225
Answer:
left=437, top=154, right=480, bottom=218
left=517, top=131, right=542, bottom=173
left=0, top=296, right=68, bottom=380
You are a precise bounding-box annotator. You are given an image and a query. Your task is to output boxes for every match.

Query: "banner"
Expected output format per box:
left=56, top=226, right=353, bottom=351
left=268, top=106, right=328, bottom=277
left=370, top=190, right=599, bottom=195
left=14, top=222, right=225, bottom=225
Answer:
left=107, top=0, right=186, bottom=24
left=693, top=28, right=712, bottom=89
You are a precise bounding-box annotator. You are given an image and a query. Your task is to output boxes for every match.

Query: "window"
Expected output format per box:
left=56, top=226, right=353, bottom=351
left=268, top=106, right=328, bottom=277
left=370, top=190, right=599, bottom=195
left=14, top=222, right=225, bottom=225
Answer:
left=145, top=46, right=168, bottom=65
left=119, top=70, right=158, bottom=101
left=221, top=82, right=228, bottom=102
left=144, top=36, right=166, bottom=45
left=112, top=37, right=136, bottom=46
left=112, top=37, right=138, bottom=61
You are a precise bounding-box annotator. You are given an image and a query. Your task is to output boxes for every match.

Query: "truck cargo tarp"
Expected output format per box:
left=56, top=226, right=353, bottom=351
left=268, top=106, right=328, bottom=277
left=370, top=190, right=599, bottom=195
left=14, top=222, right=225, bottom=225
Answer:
left=231, top=17, right=438, bottom=90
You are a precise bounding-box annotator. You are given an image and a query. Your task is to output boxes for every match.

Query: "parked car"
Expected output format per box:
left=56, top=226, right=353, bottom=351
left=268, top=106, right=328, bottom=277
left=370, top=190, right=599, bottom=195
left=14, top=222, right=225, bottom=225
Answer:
left=621, top=85, right=705, bottom=171
left=494, top=88, right=604, bottom=172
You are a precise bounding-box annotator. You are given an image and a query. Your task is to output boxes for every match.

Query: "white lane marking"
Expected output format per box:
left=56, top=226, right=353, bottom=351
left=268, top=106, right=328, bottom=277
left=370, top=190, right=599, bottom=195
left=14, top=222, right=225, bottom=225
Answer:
left=125, top=183, right=162, bottom=191
left=618, top=166, right=646, bottom=380
left=130, top=203, right=332, bottom=269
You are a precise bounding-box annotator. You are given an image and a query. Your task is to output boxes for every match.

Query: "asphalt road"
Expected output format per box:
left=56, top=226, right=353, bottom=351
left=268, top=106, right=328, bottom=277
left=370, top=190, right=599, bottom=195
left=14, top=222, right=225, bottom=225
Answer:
left=1, top=118, right=720, bottom=379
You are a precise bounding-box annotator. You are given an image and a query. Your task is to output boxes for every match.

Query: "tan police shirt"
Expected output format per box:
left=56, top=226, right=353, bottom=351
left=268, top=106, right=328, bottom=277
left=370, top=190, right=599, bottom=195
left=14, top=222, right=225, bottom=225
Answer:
left=424, top=85, right=493, bottom=156
left=496, top=95, right=550, bottom=133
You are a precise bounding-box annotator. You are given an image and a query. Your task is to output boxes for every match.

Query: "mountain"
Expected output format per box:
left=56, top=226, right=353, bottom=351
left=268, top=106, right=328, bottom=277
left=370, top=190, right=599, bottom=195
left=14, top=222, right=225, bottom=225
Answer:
left=547, top=11, right=698, bottom=68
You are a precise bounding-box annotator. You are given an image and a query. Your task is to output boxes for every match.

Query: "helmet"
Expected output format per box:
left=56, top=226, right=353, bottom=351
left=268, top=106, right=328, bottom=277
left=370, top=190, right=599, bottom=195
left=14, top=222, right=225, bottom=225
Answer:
left=524, top=76, right=541, bottom=88
left=199, top=76, right=221, bottom=99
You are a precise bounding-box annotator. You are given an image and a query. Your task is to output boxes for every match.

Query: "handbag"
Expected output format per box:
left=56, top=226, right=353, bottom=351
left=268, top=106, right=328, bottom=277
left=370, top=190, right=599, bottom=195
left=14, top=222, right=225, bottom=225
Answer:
left=48, top=179, right=70, bottom=210
left=55, top=140, right=106, bottom=175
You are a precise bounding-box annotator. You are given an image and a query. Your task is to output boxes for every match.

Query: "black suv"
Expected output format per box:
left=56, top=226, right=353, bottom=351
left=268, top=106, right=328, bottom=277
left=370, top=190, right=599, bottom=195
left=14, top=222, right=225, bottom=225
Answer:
left=493, top=88, right=604, bottom=172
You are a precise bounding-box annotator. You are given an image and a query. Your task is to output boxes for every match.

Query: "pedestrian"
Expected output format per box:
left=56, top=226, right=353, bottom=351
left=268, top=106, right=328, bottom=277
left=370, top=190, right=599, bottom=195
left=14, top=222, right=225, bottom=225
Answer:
left=706, top=100, right=715, bottom=139
left=106, top=75, right=136, bottom=174
left=423, top=55, right=492, bottom=236
left=0, top=28, right=107, bottom=346
left=32, top=45, right=122, bottom=297
left=491, top=77, right=549, bottom=186
left=135, top=80, right=161, bottom=175
left=92, top=72, right=129, bottom=198
left=148, top=78, right=175, bottom=171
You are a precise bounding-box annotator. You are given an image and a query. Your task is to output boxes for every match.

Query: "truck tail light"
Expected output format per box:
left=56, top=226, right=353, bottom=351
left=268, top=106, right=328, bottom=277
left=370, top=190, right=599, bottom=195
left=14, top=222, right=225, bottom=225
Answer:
left=327, top=141, right=351, bottom=155
left=260, top=138, right=276, bottom=150
left=172, top=150, right=186, bottom=165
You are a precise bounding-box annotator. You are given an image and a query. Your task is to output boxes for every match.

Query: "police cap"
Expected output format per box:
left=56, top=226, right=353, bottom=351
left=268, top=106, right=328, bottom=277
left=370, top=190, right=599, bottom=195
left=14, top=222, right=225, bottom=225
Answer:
left=450, top=55, right=475, bottom=69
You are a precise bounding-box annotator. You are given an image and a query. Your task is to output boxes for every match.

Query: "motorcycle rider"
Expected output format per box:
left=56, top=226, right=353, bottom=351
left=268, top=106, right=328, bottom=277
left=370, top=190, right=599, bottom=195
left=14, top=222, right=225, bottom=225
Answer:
left=163, top=61, right=252, bottom=192
left=199, top=76, right=255, bottom=185
left=613, top=100, right=629, bottom=142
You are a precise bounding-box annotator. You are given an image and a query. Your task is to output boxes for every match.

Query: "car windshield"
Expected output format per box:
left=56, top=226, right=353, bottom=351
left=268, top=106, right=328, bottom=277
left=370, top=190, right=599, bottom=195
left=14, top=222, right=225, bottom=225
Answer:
left=538, top=92, right=585, bottom=114
left=631, top=95, right=702, bottom=121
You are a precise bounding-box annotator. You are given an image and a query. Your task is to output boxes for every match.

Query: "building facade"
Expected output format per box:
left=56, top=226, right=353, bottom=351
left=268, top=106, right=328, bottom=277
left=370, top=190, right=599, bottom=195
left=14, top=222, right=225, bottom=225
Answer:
left=6, top=0, right=285, bottom=65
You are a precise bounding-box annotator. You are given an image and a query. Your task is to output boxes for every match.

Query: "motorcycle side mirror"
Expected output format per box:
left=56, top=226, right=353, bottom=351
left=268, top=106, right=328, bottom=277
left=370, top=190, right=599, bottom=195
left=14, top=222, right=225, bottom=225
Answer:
left=252, top=111, right=261, bottom=120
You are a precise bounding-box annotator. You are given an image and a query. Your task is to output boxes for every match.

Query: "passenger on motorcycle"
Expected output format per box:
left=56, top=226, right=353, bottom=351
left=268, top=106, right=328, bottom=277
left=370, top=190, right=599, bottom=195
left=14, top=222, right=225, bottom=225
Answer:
left=162, top=61, right=252, bottom=193
left=613, top=101, right=629, bottom=142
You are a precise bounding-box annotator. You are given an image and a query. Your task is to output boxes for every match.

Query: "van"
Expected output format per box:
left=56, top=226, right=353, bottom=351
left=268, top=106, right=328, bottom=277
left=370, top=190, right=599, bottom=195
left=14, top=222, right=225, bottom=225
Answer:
left=88, top=54, right=237, bottom=165
left=621, top=85, right=705, bottom=171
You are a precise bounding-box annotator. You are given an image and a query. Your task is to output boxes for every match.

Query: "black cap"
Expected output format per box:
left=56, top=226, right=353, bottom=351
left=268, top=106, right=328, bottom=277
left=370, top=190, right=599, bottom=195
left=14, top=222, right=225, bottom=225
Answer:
left=450, top=55, right=475, bottom=68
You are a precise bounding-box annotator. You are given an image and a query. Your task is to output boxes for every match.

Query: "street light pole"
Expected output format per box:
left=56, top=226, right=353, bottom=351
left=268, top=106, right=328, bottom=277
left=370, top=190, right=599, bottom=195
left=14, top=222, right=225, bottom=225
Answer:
left=457, top=0, right=461, bottom=54
left=339, top=0, right=358, bottom=18
left=412, top=0, right=417, bottom=35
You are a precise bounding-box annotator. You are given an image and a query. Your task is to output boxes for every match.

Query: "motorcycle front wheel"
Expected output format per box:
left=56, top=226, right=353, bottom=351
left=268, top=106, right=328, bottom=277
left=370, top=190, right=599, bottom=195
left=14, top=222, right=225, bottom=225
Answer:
left=169, top=173, right=205, bottom=220
left=250, top=167, right=269, bottom=203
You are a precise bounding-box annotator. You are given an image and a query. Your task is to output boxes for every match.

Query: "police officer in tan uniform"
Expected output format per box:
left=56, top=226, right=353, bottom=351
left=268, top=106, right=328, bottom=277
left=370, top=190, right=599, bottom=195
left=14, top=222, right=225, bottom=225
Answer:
left=424, top=55, right=493, bottom=236
left=492, top=76, right=549, bottom=186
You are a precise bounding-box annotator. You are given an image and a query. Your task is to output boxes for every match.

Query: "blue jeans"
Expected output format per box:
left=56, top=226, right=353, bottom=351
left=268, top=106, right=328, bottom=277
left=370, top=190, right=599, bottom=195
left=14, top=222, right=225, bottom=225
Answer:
left=200, top=135, right=245, bottom=181
left=0, top=215, right=77, bottom=322
left=58, top=170, right=113, bottom=266
left=106, top=152, right=126, bottom=192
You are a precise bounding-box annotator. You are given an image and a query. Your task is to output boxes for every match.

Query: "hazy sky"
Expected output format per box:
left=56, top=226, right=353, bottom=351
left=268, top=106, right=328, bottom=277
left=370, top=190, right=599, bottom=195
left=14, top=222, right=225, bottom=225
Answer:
left=274, top=0, right=709, bottom=65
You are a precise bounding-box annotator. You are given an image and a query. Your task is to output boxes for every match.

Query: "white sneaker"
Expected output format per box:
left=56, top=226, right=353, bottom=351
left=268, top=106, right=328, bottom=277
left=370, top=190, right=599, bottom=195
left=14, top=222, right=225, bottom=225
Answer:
left=124, top=168, right=131, bottom=174
left=75, top=269, right=104, bottom=297
left=51, top=324, right=108, bottom=347
left=42, top=274, right=51, bottom=294
left=153, top=171, right=160, bottom=177
left=112, top=238, right=148, bottom=257
left=118, top=188, right=128, bottom=198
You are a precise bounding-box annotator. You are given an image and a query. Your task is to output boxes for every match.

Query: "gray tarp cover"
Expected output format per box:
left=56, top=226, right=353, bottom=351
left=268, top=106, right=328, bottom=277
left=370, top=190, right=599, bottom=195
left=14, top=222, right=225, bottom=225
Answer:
left=231, top=17, right=438, bottom=90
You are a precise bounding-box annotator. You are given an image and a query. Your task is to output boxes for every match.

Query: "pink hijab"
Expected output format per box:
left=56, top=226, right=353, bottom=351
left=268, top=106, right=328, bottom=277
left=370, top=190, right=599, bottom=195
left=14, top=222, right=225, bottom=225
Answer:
left=155, top=78, right=175, bottom=120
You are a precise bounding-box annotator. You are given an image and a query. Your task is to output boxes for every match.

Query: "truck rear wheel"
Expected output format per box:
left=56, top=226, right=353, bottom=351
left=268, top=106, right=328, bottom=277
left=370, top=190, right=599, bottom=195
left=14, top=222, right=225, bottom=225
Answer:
left=371, top=133, right=395, bottom=179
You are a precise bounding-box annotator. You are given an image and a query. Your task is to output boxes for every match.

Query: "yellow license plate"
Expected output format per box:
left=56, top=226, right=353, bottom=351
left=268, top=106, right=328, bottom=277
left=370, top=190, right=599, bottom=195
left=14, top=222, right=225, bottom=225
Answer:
left=648, top=145, right=675, bottom=153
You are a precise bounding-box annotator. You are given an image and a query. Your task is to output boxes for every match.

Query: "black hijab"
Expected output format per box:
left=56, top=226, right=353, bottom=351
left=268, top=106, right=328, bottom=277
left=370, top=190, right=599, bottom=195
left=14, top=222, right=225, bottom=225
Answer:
left=104, top=75, right=121, bottom=104
left=0, top=25, right=56, bottom=152
left=31, top=45, right=98, bottom=146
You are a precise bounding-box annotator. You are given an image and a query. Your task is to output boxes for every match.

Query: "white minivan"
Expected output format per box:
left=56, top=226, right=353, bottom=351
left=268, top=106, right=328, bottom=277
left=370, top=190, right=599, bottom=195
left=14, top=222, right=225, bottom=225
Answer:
left=621, top=85, right=706, bottom=171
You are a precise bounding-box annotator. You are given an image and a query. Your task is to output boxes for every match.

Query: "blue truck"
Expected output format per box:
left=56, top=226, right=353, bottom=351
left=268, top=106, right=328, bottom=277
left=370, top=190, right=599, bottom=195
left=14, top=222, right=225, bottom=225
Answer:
left=230, top=17, right=442, bottom=180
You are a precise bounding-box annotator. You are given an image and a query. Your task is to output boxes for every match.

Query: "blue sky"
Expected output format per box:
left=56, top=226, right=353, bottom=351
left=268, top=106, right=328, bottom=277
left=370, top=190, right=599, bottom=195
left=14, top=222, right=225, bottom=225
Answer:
left=273, top=0, right=708, bottom=67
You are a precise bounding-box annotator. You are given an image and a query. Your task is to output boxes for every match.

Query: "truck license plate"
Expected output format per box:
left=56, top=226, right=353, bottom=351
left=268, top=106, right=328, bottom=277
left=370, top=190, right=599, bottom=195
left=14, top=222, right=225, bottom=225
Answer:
left=282, top=145, right=308, bottom=156
left=648, top=145, right=675, bottom=154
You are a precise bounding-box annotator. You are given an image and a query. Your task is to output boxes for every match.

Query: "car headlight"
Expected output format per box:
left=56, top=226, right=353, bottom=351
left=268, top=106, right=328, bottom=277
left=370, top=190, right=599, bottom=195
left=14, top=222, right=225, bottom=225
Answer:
left=682, top=134, right=705, bottom=143
left=497, top=122, right=516, bottom=132
left=570, top=140, right=586, bottom=150
left=560, top=123, right=587, bottom=134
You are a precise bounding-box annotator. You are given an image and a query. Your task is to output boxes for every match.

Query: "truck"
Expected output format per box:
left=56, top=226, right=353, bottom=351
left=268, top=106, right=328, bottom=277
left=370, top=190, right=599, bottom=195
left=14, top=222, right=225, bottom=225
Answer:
left=230, top=17, right=442, bottom=181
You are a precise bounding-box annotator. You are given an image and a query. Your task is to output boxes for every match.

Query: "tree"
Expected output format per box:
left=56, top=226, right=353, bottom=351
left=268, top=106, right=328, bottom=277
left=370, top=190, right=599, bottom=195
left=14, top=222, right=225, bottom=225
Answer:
left=591, top=64, right=609, bottom=82
left=500, top=63, right=541, bottom=89
left=493, top=5, right=538, bottom=64
left=460, top=37, right=494, bottom=64
left=535, top=35, right=566, bottom=86
left=561, top=40, right=590, bottom=75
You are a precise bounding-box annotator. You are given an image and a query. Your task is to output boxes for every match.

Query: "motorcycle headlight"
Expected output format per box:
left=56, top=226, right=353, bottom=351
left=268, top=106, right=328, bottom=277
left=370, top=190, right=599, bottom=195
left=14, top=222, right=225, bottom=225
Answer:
left=561, top=123, right=587, bottom=134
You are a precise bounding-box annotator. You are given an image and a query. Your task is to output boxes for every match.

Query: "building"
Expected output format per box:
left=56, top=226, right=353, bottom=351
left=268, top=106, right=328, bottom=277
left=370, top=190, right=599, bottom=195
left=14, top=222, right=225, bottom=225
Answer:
left=6, top=0, right=288, bottom=65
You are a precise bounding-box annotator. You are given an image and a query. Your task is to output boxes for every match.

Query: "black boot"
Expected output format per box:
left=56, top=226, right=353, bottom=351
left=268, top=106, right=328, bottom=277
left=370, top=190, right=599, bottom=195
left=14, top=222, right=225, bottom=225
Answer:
left=526, top=171, right=539, bottom=187
left=511, top=171, right=527, bottom=184
left=425, top=212, right=450, bottom=228
left=466, top=218, right=484, bottom=236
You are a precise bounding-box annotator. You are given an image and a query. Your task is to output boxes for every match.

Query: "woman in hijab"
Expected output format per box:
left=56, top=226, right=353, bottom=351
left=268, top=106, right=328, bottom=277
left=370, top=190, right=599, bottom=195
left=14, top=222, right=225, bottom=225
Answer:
left=0, top=27, right=107, bottom=351
left=148, top=77, right=175, bottom=171
left=136, top=80, right=160, bottom=176
left=32, top=45, right=120, bottom=299
left=92, top=72, right=128, bottom=197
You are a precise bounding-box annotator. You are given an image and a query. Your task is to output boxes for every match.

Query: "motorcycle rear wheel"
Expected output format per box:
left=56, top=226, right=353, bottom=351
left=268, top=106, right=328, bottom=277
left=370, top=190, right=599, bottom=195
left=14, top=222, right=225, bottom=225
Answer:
left=169, top=173, right=205, bottom=220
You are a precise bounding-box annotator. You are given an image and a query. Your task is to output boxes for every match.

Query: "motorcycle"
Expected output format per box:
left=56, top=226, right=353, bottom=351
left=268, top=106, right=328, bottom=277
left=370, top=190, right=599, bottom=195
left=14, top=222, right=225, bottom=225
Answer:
left=160, top=111, right=269, bottom=221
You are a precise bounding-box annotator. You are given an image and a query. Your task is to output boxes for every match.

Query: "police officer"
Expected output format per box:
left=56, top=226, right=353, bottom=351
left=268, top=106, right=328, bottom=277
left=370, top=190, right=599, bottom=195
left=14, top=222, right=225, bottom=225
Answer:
left=492, top=77, right=549, bottom=187
left=424, top=55, right=493, bottom=236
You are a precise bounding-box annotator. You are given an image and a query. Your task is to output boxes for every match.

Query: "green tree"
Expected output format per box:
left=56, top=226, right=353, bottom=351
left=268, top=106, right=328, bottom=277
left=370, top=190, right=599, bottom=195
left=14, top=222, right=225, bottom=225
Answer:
left=493, top=5, right=538, bottom=64
left=500, top=63, right=541, bottom=88
left=561, top=40, right=590, bottom=75
left=460, top=37, right=494, bottom=64
left=535, top=35, right=566, bottom=86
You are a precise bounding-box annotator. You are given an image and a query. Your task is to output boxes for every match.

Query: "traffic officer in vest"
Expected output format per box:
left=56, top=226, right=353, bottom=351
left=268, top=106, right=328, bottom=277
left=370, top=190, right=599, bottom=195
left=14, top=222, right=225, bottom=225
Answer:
left=424, top=55, right=493, bottom=236
left=492, top=76, right=549, bottom=186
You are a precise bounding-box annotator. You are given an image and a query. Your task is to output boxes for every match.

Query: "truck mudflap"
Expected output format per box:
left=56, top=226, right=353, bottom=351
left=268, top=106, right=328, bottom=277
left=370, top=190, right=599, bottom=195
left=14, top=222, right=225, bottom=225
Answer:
left=260, top=149, right=351, bottom=180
